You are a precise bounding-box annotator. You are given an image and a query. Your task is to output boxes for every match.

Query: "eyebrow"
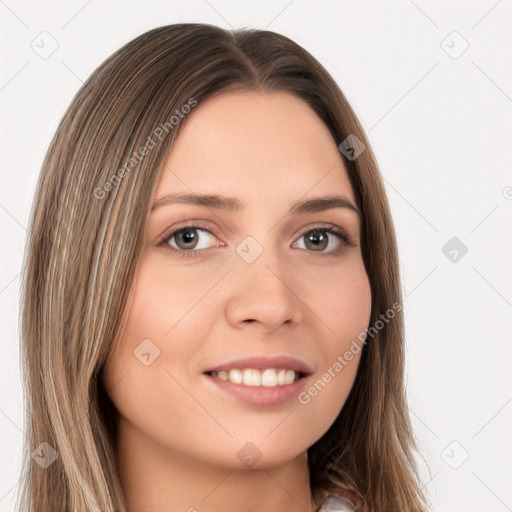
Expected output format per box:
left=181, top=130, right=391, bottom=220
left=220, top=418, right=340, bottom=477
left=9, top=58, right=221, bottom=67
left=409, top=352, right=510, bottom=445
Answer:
left=151, top=192, right=360, bottom=217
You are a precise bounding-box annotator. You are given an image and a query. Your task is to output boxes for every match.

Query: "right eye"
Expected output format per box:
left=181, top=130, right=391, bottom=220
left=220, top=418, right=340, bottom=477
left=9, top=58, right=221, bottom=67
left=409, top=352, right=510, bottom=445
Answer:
left=158, top=221, right=226, bottom=257
left=160, top=224, right=224, bottom=255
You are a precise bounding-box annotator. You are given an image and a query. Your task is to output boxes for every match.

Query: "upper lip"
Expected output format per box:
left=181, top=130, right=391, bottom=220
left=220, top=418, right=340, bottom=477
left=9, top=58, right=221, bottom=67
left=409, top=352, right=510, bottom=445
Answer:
left=203, top=355, right=315, bottom=375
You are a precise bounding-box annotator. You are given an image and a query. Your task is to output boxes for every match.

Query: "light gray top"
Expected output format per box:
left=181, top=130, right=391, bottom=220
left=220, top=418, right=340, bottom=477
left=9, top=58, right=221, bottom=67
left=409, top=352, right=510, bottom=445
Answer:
left=318, top=494, right=356, bottom=512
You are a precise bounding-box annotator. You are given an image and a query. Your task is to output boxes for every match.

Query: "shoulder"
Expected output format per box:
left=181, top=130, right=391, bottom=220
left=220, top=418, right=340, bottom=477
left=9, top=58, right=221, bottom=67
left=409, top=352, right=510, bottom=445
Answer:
left=318, top=494, right=357, bottom=511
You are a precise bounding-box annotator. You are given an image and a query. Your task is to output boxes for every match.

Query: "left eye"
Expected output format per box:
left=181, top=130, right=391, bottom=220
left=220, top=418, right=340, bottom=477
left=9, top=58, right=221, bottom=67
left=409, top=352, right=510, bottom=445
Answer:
left=293, top=228, right=347, bottom=253
left=165, top=227, right=217, bottom=251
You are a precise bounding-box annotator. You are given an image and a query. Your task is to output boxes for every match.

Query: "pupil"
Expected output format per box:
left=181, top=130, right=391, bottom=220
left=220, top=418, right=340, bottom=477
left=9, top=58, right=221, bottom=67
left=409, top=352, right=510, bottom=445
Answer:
left=306, top=230, right=327, bottom=251
left=178, top=229, right=198, bottom=249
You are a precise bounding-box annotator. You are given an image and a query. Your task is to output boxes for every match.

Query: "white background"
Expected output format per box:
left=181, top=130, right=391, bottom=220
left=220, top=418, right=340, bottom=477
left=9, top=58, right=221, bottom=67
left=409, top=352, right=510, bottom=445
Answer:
left=1, top=1, right=511, bottom=511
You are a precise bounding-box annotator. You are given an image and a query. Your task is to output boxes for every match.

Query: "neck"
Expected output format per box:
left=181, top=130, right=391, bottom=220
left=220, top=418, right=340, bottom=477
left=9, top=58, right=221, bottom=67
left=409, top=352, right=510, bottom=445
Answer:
left=117, top=418, right=313, bottom=512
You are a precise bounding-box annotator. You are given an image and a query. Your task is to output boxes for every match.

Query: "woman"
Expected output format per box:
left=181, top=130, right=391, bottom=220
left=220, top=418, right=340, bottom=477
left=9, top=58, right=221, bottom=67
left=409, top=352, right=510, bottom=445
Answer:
left=19, top=23, right=428, bottom=512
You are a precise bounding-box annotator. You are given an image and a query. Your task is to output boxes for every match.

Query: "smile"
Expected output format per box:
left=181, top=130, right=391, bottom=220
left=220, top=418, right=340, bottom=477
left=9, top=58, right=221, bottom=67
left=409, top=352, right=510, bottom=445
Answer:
left=204, top=368, right=303, bottom=386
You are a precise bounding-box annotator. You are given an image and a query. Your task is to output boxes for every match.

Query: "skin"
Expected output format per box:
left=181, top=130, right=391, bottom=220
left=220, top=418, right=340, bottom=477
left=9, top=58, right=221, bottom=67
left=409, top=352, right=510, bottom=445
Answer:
left=102, top=91, right=372, bottom=512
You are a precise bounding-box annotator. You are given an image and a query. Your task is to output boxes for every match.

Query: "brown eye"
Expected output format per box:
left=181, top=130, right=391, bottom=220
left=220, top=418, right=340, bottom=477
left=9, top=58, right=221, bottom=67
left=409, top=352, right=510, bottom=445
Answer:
left=304, top=230, right=329, bottom=251
left=293, top=227, right=349, bottom=254
left=162, top=226, right=218, bottom=252
left=174, top=228, right=200, bottom=250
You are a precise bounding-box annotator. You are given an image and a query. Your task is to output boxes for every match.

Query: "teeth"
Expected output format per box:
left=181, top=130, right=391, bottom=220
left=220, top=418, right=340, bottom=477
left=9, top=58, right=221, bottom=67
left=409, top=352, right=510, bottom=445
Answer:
left=228, top=369, right=243, bottom=384
left=242, top=369, right=261, bottom=386
left=209, top=368, right=301, bottom=386
left=261, top=369, right=277, bottom=386
left=283, top=370, right=296, bottom=385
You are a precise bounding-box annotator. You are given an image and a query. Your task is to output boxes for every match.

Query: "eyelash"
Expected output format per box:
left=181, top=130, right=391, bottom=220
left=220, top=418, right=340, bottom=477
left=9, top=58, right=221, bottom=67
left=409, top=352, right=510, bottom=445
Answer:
left=158, top=222, right=352, bottom=259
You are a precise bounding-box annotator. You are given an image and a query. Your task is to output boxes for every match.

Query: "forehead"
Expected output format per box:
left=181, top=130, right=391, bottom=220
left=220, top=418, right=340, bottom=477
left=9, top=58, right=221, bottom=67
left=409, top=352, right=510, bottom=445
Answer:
left=156, top=91, right=355, bottom=204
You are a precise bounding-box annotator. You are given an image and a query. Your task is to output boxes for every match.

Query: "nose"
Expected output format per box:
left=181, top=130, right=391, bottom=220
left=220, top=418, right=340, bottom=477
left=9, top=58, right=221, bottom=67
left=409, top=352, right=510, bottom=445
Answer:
left=224, top=251, right=304, bottom=333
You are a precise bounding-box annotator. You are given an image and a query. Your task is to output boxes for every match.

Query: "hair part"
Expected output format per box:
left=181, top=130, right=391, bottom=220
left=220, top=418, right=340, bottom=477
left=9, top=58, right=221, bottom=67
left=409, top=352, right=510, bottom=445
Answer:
left=19, top=23, right=428, bottom=512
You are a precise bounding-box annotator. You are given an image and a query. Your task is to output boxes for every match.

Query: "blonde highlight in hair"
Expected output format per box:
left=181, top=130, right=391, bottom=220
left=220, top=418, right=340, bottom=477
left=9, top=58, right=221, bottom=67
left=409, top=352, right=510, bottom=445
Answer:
left=19, top=23, right=428, bottom=512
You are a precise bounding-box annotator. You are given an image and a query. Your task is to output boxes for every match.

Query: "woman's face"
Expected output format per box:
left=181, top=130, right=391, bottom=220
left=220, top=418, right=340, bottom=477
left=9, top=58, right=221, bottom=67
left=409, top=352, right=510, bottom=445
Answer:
left=103, top=91, right=372, bottom=470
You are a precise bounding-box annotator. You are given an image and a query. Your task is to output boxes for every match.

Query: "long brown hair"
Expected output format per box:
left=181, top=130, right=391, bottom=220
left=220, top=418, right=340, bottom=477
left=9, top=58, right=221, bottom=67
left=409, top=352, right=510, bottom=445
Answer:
left=19, top=23, right=428, bottom=511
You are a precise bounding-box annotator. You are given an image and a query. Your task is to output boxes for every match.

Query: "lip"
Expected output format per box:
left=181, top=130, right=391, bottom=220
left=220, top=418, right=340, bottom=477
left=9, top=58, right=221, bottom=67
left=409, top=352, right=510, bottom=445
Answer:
left=203, top=372, right=311, bottom=406
left=202, top=355, right=315, bottom=375
left=202, top=355, right=315, bottom=407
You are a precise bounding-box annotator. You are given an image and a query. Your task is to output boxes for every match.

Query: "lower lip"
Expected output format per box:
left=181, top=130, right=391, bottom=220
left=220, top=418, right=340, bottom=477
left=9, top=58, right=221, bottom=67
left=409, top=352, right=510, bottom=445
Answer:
left=203, top=374, right=310, bottom=406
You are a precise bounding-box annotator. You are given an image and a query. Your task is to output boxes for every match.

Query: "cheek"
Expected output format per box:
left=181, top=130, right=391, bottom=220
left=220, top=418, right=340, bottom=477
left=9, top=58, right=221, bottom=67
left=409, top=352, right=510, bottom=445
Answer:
left=127, top=261, right=207, bottom=335
left=102, top=255, right=219, bottom=411
left=101, top=267, right=205, bottom=450
left=330, top=269, right=372, bottom=340
left=304, top=255, right=372, bottom=345
left=117, top=256, right=219, bottom=361
left=297, top=258, right=371, bottom=411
